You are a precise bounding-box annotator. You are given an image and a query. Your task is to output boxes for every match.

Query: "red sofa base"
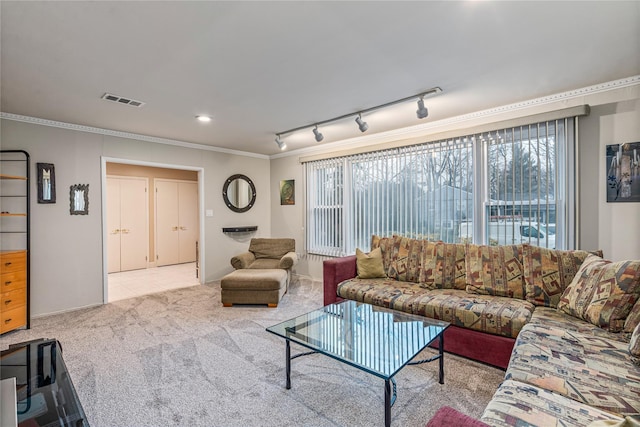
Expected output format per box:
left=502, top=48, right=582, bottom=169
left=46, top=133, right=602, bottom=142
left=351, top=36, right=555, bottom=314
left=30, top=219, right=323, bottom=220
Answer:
left=432, top=325, right=513, bottom=370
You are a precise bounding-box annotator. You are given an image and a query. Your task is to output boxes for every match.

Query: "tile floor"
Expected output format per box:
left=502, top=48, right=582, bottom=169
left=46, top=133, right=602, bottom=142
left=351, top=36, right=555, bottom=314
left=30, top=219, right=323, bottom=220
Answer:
left=108, top=262, right=200, bottom=302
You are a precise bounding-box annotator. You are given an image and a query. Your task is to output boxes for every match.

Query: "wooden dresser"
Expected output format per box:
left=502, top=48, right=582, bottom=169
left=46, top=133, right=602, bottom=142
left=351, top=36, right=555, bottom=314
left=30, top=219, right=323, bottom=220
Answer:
left=1, top=250, right=27, bottom=333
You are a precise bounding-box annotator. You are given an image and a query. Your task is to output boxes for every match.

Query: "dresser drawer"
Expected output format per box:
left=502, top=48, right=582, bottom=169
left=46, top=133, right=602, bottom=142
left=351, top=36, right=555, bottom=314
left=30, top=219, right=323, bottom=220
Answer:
left=1, top=269, right=26, bottom=292
left=0, top=251, right=26, bottom=273
left=1, top=287, right=26, bottom=311
left=1, top=305, right=26, bottom=333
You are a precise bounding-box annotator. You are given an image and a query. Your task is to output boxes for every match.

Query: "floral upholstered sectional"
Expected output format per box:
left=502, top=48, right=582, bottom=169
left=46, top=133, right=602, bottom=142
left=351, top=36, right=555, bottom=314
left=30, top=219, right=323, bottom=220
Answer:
left=323, top=235, right=640, bottom=426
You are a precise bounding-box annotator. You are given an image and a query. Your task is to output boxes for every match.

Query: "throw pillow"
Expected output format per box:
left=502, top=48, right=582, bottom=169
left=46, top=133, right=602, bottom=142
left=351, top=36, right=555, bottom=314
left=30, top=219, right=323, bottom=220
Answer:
left=418, top=241, right=466, bottom=290
left=418, top=240, right=440, bottom=290
left=630, top=323, right=640, bottom=366
left=557, top=254, right=640, bottom=332
left=387, top=236, right=423, bottom=283
left=465, top=244, right=526, bottom=299
left=355, top=247, right=386, bottom=279
left=371, top=235, right=394, bottom=274
left=624, top=299, right=640, bottom=334
left=523, top=246, right=603, bottom=308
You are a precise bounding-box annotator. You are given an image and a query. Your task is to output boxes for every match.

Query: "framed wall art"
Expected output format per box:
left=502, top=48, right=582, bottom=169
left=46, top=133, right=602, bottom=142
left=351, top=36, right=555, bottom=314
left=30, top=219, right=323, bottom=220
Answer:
left=606, top=142, right=640, bottom=202
left=37, top=162, right=56, bottom=203
left=280, top=179, right=295, bottom=205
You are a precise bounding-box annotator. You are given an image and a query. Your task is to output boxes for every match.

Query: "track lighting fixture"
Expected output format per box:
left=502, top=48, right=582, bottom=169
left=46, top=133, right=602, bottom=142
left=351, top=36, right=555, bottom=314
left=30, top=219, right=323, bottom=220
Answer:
left=313, top=126, right=324, bottom=142
left=273, top=86, right=442, bottom=149
left=275, top=135, right=286, bottom=150
left=416, top=97, right=428, bottom=119
left=355, top=114, right=368, bottom=133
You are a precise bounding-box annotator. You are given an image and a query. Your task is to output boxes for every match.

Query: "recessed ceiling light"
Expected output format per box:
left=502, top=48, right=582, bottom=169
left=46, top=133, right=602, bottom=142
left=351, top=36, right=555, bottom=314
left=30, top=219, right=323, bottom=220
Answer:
left=196, top=115, right=212, bottom=123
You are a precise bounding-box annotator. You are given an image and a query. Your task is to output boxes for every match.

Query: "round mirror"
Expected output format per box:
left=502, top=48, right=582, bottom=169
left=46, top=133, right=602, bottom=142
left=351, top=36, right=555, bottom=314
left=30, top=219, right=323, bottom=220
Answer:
left=223, top=174, right=256, bottom=213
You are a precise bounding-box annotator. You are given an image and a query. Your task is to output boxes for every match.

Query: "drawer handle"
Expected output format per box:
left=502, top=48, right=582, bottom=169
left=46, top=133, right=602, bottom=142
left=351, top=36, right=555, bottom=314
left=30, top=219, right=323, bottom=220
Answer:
left=4, top=281, right=12, bottom=286
left=4, top=262, right=12, bottom=267
left=4, top=300, right=11, bottom=305
left=4, top=319, right=11, bottom=324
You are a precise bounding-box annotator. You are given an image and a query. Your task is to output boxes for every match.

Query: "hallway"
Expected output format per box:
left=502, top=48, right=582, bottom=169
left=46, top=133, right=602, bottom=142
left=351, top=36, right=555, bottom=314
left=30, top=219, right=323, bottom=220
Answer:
left=108, top=262, right=200, bottom=302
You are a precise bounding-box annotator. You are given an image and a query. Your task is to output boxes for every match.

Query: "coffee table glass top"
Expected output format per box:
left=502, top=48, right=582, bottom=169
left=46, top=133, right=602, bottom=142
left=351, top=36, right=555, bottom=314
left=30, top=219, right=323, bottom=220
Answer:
left=266, top=300, right=449, bottom=380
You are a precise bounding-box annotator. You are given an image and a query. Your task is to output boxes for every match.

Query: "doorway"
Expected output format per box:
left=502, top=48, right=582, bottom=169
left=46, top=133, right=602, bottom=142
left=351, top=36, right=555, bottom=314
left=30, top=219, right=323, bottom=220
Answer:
left=101, top=159, right=204, bottom=303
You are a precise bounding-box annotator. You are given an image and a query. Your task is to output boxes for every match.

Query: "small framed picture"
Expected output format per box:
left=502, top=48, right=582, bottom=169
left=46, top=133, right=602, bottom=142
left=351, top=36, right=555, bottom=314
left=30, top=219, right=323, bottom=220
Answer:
left=280, top=179, right=295, bottom=205
left=606, top=142, right=640, bottom=202
left=36, top=163, right=56, bottom=203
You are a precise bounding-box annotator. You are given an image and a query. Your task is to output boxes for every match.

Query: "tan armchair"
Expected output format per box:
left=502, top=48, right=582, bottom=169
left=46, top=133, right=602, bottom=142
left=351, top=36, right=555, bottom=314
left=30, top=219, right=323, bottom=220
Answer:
left=230, top=238, right=298, bottom=271
left=221, top=238, right=298, bottom=308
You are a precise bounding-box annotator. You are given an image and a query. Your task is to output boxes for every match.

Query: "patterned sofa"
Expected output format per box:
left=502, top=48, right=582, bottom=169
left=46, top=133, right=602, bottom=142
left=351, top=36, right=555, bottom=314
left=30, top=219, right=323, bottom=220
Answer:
left=323, top=235, right=640, bottom=426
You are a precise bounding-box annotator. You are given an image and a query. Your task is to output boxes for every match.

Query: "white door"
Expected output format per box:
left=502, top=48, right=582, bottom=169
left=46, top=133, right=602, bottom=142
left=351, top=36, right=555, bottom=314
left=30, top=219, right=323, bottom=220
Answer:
left=155, top=179, right=198, bottom=266
left=178, top=182, right=198, bottom=263
left=120, top=178, right=149, bottom=271
left=107, top=177, right=149, bottom=273
left=107, top=178, right=122, bottom=273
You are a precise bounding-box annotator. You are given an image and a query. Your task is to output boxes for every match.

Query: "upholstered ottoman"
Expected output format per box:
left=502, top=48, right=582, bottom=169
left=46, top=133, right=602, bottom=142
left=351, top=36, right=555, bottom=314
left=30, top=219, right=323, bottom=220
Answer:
left=221, top=269, right=288, bottom=307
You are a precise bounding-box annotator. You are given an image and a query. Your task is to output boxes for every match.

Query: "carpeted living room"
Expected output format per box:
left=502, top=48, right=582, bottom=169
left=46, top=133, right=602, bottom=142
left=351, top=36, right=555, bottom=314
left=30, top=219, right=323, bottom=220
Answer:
left=1, top=2, right=640, bottom=427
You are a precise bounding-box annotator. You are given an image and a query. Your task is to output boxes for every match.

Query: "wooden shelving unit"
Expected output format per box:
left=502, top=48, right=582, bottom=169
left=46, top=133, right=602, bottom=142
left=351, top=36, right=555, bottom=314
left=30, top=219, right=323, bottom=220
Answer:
left=0, top=150, right=30, bottom=334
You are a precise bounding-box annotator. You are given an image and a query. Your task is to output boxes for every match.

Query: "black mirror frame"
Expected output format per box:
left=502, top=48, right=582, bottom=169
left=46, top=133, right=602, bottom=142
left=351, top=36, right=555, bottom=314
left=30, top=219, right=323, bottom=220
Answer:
left=70, top=183, right=89, bottom=215
left=37, top=162, right=56, bottom=203
left=222, top=174, right=256, bottom=213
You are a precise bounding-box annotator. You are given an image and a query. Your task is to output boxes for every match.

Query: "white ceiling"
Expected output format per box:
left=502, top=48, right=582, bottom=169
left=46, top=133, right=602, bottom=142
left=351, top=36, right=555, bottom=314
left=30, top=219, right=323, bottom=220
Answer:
left=1, top=1, right=639, bottom=156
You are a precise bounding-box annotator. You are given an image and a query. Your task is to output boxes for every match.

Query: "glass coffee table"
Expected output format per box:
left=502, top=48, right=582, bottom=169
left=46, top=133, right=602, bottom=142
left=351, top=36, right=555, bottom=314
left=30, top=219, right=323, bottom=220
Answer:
left=266, top=300, right=449, bottom=426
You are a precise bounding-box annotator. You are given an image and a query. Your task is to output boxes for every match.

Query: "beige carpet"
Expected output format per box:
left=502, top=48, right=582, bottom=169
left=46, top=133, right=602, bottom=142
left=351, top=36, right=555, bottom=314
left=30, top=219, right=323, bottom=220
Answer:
left=0, top=276, right=504, bottom=426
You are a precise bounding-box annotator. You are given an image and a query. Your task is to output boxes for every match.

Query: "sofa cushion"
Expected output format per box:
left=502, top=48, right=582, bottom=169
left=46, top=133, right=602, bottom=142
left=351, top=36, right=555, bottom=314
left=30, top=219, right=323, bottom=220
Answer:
left=505, top=320, right=640, bottom=415
left=355, top=248, right=386, bottom=279
left=371, top=235, right=395, bottom=274
left=625, top=299, right=640, bottom=334
left=631, top=323, right=640, bottom=366
left=481, top=380, right=625, bottom=427
left=529, top=307, right=629, bottom=343
left=465, top=244, right=526, bottom=299
left=337, top=277, right=420, bottom=308
left=523, top=245, right=603, bottom=308
left=249, top=238, right=295, bottom=259
left=557, top=254, right=640, bottom=332
left=420, top=241, right=467, bottom=290
left=337, top=279, right=534, bottom=339
left=387, top=235, right=423, bottom=283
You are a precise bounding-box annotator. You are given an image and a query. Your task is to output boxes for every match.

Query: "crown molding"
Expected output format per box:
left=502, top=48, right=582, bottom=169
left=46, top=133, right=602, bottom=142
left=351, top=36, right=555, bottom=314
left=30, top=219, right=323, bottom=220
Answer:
left=271, top=75, right=640, bottom=160
left=0, top=112, right=270, bottom=160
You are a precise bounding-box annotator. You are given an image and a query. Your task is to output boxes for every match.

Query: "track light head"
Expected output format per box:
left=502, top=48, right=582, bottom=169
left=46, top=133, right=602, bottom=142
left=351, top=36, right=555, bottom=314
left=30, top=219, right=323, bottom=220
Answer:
left=416, top=97, right=429, bottom=119
left=275, top=135, right=286, bottom=150
left=313, top=126, right=324, bottom=142
left=355, top=114, right=368, bottom=132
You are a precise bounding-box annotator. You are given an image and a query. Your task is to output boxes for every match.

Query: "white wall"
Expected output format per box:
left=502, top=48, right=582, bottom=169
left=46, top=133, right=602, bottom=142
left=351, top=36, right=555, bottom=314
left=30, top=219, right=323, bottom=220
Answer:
left=270, top=85, right=640, bottom=280
left=1, top=119, right=271, bottom=316
left=580, top=98, right=640, bottom=260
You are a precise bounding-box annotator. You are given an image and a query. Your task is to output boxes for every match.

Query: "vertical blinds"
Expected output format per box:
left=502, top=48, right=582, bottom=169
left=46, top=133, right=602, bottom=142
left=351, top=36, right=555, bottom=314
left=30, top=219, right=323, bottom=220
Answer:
left=305, top=117, right=574, bottom=256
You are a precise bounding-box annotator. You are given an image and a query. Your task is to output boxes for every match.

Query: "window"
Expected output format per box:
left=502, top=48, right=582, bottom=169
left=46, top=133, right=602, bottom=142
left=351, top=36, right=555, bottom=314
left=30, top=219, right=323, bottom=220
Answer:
left=305, top=118, right=575, bottom=256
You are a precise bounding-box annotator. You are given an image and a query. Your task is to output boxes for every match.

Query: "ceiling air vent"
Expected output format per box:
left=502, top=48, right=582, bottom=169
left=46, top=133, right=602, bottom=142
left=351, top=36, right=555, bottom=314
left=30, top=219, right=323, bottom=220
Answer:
left=101, top=93, right=145, bottom=108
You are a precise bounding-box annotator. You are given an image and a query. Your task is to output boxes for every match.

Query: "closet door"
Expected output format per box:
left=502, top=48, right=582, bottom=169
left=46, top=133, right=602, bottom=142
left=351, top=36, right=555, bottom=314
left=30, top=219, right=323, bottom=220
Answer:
left=119, top=178, right=148, bottom=271
left=107, top=177, right=149, bottom=273
left=106, top=178, right=122, bottom=273
left=178, top=182, right=198, bottom=263
left=155, top=180, right=180, bottom=266
left=155, top=179, right=199, bottom=266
